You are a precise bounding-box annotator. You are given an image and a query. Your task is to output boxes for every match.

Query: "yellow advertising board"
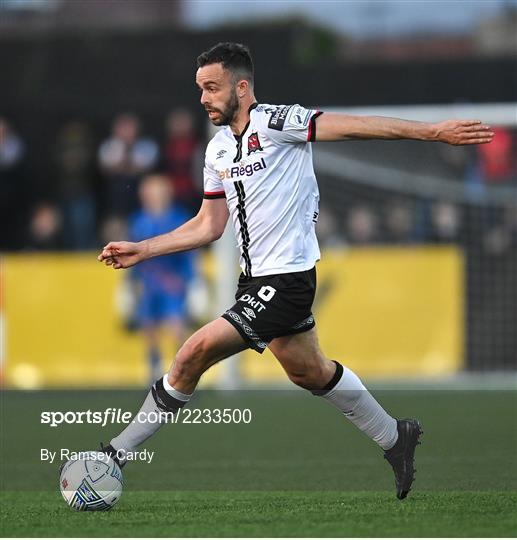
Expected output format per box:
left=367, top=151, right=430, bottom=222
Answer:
left=1, top=247, right=463, bottom=388
left=0, top=253, right=221, bottom=388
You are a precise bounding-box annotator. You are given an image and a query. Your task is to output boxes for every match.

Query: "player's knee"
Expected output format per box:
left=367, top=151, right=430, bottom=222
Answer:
left=287, top=371, right=313, bottom=390
left=286, top=358, right=334, bottom=391
left=170, top=337, right=209, bottom=382
left=286, top=369, right=321, bottom=391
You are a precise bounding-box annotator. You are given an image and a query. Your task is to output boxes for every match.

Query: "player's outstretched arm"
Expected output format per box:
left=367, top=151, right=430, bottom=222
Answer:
left=314, top=114, right=494, bottom=145
left=98, top=198, right=229, bottom=269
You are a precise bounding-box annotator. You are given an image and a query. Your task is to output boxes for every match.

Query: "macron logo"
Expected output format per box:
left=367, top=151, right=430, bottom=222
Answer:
left=217, top=158, right=267, bottom=180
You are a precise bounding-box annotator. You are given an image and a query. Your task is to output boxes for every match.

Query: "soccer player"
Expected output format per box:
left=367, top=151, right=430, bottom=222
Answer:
left=97, top=43, right=493, bottom=499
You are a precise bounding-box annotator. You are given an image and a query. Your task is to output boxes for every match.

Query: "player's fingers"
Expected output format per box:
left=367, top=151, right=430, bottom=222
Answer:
left=103, top=242, right=122, bottom=252
left=463, top=137, right=493, bottom=145
left=113, top=262, right=123, bottom=269
left=98, top=249, right=113, bottom=259
left=464, top=125, right=491, bottom=133
left=460, top=120, right=482, bottom=127
left=463, top=131, right=494, bottom=140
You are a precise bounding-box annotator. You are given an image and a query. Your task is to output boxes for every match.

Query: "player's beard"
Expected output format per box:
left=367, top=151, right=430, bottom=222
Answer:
left=209, top=88, right=239, bottom=126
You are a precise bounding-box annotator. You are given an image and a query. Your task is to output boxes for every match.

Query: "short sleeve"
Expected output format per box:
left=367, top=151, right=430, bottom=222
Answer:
left=203, top=158, right=225, bottom=200
left=266, top=105, right=323, bottom=144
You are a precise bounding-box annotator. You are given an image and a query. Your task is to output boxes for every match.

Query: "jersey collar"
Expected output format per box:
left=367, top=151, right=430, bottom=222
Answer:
left=232, top=103, right=258, bottom=143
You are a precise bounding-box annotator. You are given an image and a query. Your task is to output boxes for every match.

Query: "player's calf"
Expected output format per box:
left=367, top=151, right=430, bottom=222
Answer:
left=312, top=361, right=423, bottom=499
left=97, top=319, right=246, bottom=467
left=167, top=336, right=211, bottom=392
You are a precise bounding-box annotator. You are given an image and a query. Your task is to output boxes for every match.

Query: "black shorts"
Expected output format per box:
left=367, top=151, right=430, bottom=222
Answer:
left=222, top=267, right=317, bottom=353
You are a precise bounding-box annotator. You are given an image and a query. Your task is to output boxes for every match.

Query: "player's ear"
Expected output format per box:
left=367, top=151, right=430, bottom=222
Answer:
left=237, top=79, right=248, bottom=98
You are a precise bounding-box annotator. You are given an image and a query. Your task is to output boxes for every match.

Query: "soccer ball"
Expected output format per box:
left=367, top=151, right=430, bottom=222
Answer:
left=59, top=451, right=123, bottom=511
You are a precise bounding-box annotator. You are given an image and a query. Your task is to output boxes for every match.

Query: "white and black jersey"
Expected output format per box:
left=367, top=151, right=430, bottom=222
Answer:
left=204, top=103, right=323, bottom=278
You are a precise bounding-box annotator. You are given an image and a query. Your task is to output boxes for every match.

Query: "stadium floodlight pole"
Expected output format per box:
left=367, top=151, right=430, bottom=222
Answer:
left=208, top=120, right=241, bottom=390
left=213, top=221, right=240, bottom=389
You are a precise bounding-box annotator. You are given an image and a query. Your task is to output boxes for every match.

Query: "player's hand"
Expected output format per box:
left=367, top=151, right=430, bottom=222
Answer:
left=432, top=120, right=494, bottom=145
left=97, top=241, right=147, bottom=269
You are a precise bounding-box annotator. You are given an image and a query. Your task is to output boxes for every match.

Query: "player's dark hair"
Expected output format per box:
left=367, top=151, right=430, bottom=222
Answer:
left=197, top=42, right=254, bottom=85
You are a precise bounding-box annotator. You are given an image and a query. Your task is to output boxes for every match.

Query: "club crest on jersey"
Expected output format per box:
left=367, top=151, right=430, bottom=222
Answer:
left=247, top=132, right=262, bottom=155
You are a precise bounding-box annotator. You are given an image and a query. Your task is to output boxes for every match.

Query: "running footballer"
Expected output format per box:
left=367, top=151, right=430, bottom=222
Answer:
left=97, top=43, right=494, bottom=499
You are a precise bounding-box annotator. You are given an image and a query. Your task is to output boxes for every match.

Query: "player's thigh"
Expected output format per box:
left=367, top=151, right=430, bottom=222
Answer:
left=170, top=317, right=248, bottom=375
left=268, top=327, right=333, bottom=381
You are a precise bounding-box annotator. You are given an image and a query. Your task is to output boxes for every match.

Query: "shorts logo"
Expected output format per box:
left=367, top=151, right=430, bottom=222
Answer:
left=292, top=315, right=314, bottom=330
left=226, top=310, right=268, bottom=350
left=242, top=307, right=256, bottom=321
left=268, top=105, right=292, bottom=131
left=239, top=293, right=267, bottom=312
left=247, top=132, right=262, bottom=155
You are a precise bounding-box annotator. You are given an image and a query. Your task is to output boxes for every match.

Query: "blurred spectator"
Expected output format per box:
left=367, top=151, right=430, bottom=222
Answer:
left=316, top=206, right=345, bottom=248
left=504, top=203, right=517, bottom=240
left=483, top=225, right=512, bottom=256
left=129, top=174, right=196, bottom=384
left=25, top=202, right=63, bottom=251
left=384, top=199, right=415, bottom=244
left=163, top=108, right=202, bottom=213
left=483, top=203, right=517, bottom=256
left=345, top=205, right=379, bottom=245
left=438, top=143, right=471, bottom=180
left=429, top=201, right=462, bottom=243
left=0, top=118, right=26, bottom=249
left=54, top=121, right=96, bottom=250
left=98, top=113, right=159, bottom=218
left=0, top=118, right=24, bottom=169
left=477, top=127, right=515, bottom=184
left=100, top=215, right=128, bottom=246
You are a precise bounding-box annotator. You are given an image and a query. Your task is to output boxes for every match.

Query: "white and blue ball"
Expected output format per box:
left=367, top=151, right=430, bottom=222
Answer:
left=59, top=451, right=123, bottom=511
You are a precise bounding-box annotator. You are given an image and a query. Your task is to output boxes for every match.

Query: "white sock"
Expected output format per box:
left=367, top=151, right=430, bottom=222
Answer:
left=315, top=362, right=398, bottom=450
left=110, top=375, right=192, bottom=460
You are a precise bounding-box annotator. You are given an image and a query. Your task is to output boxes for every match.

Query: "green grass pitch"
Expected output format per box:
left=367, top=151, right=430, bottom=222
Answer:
left=1, top=388, right=516, bottom=537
